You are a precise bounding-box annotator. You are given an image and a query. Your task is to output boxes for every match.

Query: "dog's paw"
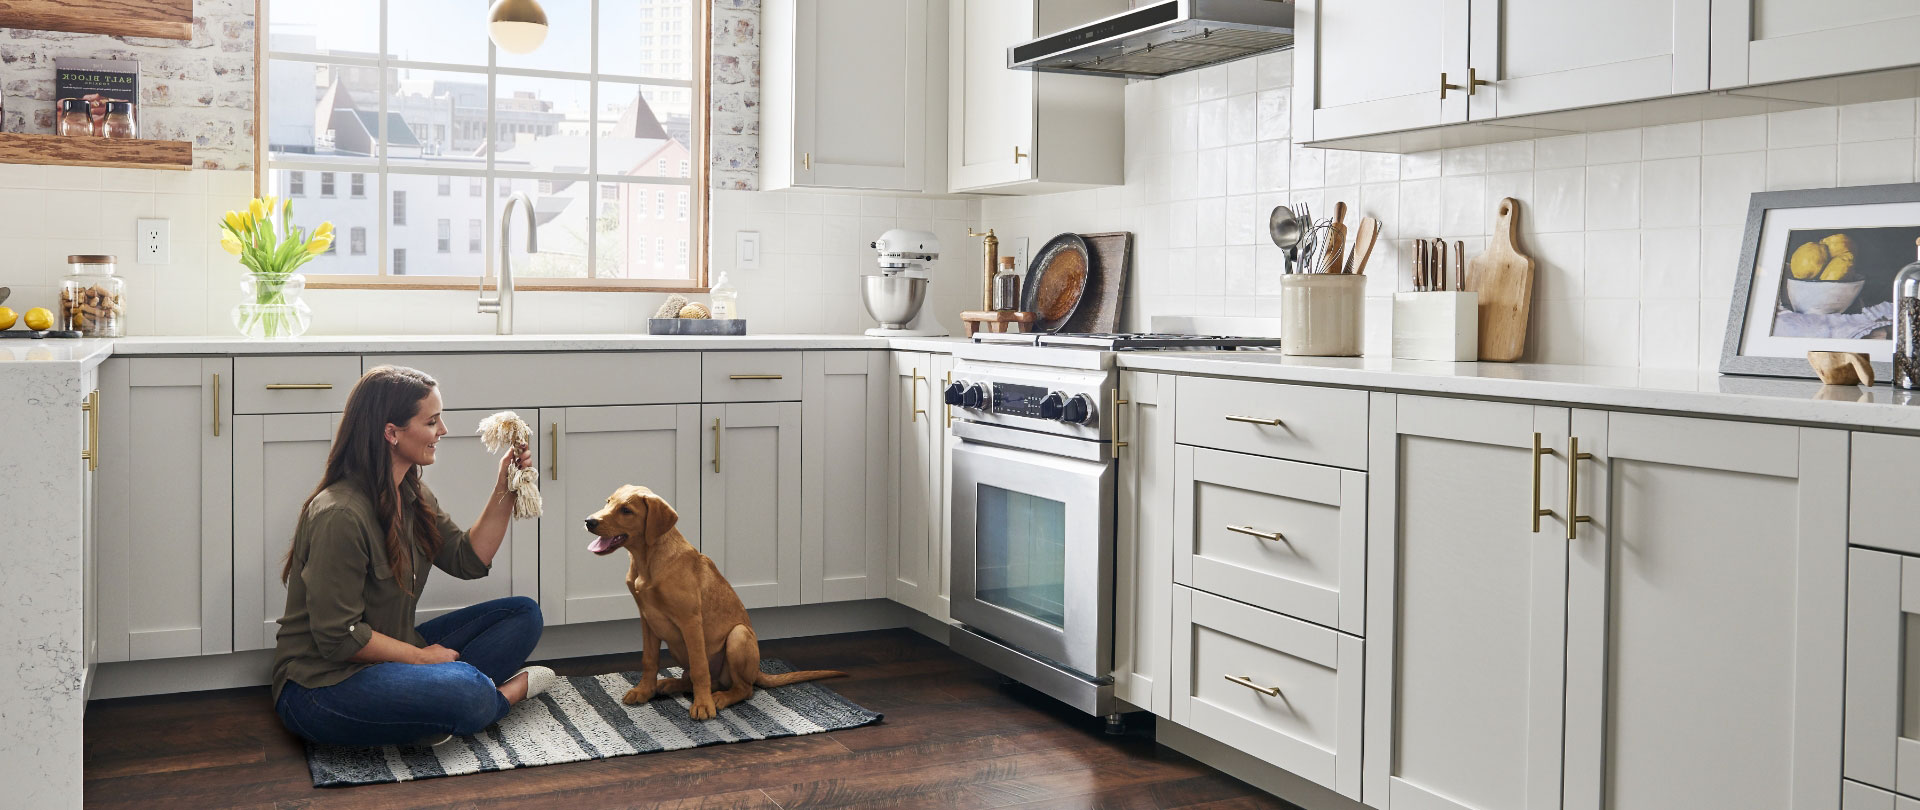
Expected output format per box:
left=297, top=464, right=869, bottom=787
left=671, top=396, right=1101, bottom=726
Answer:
left=689, top=698, right=717, bottom=720
left=621, top=685, right=656, bottom=705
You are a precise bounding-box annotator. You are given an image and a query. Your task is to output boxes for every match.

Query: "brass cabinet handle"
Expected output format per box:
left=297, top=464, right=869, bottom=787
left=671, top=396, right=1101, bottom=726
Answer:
left=1224, top=674, right=1281, bottom=697
left=1014, top=146, right=1028, bottom=163
left=265, top=383, right=333, bottom=390
left=81, top=389, right=99, bottom=472
left=802, top=152, right=811, bottom=172
left=1228, top=525, right=1285, bottom=542
left=712, top=418, right=721, bottom=473
left=944, top=370, right=953, bottom=428
left=911, top=368, right=926, bottom=423
left=1531, top=432, right=1555, bottom=533
left=1112, top=386, right=1129, bottom=459
left=549, top=423, right=559, bottom=481
left=211, top=373, right=221, bottom=437
left=1440, top=72, right=1464, bottom=99
left=1566, top=436, right=1594, bottom=540
left=728, top=374, right=783, bottom=380
left=1468, top=67, right=1492, bottom=95
left=1225, top=414, right=1283, bottom=426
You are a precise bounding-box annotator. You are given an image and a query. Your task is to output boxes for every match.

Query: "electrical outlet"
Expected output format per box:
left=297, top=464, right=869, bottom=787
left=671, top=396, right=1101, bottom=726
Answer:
left=1010, top=236, right=1031, bottom=276
left=736, top=231, right=761, bottom=270
left=136, top=218, right=169, bottom=265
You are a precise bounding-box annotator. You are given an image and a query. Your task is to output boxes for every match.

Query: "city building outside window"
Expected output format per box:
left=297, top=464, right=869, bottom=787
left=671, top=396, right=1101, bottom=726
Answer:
left=320, top=172, right=335, bottom=197
left=437, top=219, right=451, bottom=253
left=394, top=190, right=406, bottom=225
left=350, top=226, right=366, bottom=255
left=289, top=172, right=304, bottom=196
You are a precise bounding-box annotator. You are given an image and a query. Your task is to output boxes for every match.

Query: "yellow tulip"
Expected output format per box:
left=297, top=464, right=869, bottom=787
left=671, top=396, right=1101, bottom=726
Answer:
left=306, top=235, right=332, bottom=255
left=249, top=198, right=265, bottom=222
left=220, top=235, right=243, bottom=255
left=224, top=210, right=246, bottom=232
left=263, top=195, right=278, bottom=213
left=313, top=221, right=334, bottom=240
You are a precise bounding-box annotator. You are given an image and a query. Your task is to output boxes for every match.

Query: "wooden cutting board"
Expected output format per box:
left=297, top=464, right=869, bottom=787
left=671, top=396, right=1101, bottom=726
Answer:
left=1061, top=232, right=1133, bottom=334
left=1465, top=198, right=1535, bottom=362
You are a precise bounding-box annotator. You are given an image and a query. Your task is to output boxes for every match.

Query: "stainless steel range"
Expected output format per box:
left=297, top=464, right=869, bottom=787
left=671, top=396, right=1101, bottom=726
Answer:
left=945, top=332, right=1284, bottom=724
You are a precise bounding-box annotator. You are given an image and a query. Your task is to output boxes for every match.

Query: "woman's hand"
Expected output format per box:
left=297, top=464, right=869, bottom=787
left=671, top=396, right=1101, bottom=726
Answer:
left=414, top=643, right=460, bottom=665
left=494, top=442, right=530, bottom=494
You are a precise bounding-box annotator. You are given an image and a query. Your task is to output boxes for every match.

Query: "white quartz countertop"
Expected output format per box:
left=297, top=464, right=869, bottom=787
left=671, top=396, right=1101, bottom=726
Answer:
left=0, top=337, right=113, bottom=368
left=1115, top=351, right=1920, bottom=433
left=105, top=333, right=899, bottom=354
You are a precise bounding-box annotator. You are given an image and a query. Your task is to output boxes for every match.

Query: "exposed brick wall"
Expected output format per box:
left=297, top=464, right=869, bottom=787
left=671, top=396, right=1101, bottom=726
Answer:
left=710, top=0, right=760, bottom=191
left=0, top=0, right=256, bottom=170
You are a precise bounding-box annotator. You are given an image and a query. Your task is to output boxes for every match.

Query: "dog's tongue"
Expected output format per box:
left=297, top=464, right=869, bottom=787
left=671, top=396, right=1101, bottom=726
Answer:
left=588, top=534, right=628, bottom=555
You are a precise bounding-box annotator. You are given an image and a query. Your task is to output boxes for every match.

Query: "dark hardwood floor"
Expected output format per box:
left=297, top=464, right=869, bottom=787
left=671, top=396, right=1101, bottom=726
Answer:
left=84, top=628, right=1296, bottom=810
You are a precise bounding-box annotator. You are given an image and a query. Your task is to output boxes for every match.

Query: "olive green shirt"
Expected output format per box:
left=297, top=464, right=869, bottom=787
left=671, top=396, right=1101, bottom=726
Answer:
left=270, top=480, right=492, bottom=703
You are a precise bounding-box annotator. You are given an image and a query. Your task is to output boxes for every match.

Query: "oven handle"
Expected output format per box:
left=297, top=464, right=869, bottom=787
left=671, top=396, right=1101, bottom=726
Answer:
left=952, top=420, right=1109, bottom=463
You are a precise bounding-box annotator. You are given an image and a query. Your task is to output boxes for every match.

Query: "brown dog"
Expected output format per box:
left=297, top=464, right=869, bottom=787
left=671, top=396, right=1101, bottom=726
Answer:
left=584, top=484, right=844, bottom=720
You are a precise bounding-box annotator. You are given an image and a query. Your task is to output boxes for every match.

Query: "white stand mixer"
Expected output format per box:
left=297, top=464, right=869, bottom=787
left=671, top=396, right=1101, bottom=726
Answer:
left=862, top=228, right=949, bottom=337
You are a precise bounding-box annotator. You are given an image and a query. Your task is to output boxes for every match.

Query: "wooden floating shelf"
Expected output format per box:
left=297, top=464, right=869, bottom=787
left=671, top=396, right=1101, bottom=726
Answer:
left=0, top=0, right=194, bottom=40
left=0, top=132, right=193, bottom=171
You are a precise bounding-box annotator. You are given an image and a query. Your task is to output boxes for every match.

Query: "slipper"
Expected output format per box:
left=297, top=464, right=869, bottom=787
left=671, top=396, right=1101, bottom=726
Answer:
left=410, top=733, right=454, bottom=747
left=512, top=665, right=557, bottom=699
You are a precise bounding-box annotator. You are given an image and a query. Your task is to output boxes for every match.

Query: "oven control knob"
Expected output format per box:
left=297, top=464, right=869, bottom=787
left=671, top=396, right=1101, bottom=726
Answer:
left=1038, top=391, right=1067, bottom=421
left=943, top=380, right=966, bottom=407
left=1062, top=393, right=1096, bottom=425
left=962, top=383, right=989, bottom=410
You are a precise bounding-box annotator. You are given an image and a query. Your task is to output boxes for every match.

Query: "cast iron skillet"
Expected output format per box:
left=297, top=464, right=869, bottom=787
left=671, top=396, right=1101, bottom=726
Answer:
left=1021, top=232, right=1092, bottom=332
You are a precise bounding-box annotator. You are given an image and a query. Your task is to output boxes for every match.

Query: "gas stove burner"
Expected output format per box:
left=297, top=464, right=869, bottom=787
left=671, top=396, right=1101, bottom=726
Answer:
left=972, top=331, right=1287, bottom=350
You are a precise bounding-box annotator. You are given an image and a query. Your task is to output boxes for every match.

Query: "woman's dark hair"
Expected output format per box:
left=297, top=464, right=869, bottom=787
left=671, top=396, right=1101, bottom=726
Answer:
left=280, top=365, right=444, bottom=594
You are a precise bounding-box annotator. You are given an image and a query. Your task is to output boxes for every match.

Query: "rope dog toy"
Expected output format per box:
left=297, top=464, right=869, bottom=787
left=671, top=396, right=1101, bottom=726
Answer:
left=477, top=411, right=542, bottom=519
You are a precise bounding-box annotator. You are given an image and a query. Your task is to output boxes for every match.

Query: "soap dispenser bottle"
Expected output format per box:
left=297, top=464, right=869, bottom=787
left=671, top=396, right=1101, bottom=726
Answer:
left=709, top=270, right=739, bottom=320
left=1894, top=238, right=1920, bottom=389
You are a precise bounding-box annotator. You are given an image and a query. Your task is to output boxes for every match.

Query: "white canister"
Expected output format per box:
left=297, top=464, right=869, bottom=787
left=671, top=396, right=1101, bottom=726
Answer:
left=1280, top=274, right=1366, bottom=356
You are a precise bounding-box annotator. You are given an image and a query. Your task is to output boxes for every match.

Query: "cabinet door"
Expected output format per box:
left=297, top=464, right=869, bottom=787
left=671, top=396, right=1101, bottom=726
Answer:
left=1843, top=548, right=1920, bottom=799
left=1114, top=371, right=1174, bottom=718
left=1295, top=0, right=1468, bottom=143
left=887, top=352, right=937, bottom=613
left=537, top=405, right=701, bottom=625
left=948, top=0, right=1035, bottom=191
left=1711, top=0, right=1920, bottom=87
left=414, top=409, right=540, bottom=622
left=233, top=412, right=341, bottom=652
left=97, top=358, right=233, bottom=662
left=1563, top=412, right=1845, bottom=810
left=801, top=351, right=889, bottom=603
left=1364, top=393, right=1569, bottom=810
left=81, top=372, right=98, bottom=701
left=1467, top=0, right=1707, bottom=119
left=702, top=401, right=802, bottom=609
left=793, top=0, right=928, bottom=191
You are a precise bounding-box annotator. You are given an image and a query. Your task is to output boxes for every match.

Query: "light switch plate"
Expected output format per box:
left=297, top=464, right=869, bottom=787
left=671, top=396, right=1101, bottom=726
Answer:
left=736, top=231, right=761, bottom=270
left=136, top=218, right=169, bottom=265
left=1010, top=236, right=1030, bottom=276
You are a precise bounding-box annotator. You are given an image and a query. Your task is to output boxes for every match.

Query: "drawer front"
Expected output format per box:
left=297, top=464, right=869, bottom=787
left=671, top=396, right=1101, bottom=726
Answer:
left=233, top=356, right=362, bottom=414
left=376, top=352, right=701, bottom=409
left=702, top=351, right=804, bottom=402
left=1175, top=376, right=1368, bottom=470
left=1172, top=585, right=1363, bottom=801
left=1852, top=433, right=1920, bottom=555
left=1844, top=547, right=1920, bottom=799
left=1842, top=779, right=1920, bottom=810
left=1174, top=446, right=1365, bottom=635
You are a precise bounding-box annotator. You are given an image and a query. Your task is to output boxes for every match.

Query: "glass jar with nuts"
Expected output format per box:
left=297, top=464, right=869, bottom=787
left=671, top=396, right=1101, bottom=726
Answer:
left=59, top=254, right=126, bottom=337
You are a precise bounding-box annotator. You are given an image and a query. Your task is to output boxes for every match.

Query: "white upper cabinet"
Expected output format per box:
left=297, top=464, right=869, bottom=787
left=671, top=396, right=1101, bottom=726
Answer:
left=1467, top=0, right=1708, bottom=120
left=1294, top=0, right=1468, bottom=143
left=948, top=0, right=1124, bottom=194
left=762, top=0, right=948, bottom=193
left=1712, top=0, right=1920, bottom=87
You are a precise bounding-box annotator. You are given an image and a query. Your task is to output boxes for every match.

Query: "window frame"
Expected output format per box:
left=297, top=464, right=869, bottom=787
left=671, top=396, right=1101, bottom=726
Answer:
left=256, top=0, right=711, bottom=293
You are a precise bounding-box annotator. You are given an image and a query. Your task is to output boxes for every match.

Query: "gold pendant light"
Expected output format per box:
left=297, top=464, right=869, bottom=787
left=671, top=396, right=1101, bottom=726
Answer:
left=488, top=0, right=549, bottom=54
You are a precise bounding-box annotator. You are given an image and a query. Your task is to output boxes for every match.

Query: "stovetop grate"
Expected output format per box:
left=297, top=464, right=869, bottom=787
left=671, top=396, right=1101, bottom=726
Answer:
left=973, top=332, right=1286, bottom=350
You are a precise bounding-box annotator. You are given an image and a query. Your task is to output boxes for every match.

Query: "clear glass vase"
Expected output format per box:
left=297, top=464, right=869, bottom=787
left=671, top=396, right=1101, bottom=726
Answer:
left=231, top=272, right=312, bottom=340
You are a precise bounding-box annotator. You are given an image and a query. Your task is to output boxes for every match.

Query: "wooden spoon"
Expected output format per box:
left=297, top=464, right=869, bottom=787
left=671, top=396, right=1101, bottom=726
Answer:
left=1345, top=216, right=1379, bottom=275
left=1322, top=201, right=1347, bottom=273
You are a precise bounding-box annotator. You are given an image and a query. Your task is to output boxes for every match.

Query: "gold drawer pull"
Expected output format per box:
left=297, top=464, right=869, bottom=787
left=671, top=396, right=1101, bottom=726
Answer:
left=712, top=418, right=721, bottom=473
left=1225, top=414, right=1283, bottom=426
left=729, top=374, right=783, bottom=380
left=1112, top=386, right=1128, bottom=459
left=549, top=422, right=559, bottom=481
left=1531, top=432, right=1555, bottom=533
left=1225, top=674, right=1281, bottom=697
left=1227, top=525, right=1285, bottom=542
left=80, top=389, right=99, bottom=472
left=265, top=383, right=333, bottom=390
left=211, top=373, right=221, bottom=437
left=1567, top=436, right=1593, bottom=540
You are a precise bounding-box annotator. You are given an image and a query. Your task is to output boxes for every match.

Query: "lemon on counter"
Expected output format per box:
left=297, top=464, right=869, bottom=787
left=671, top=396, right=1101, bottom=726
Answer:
left=0, top=306, right=14, bottom=330
left=22, top=306, right=53, bottom=331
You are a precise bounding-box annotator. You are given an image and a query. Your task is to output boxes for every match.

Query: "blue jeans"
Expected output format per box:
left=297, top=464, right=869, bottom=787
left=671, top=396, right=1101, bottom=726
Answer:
left=275, top=596, right=543, bottom=747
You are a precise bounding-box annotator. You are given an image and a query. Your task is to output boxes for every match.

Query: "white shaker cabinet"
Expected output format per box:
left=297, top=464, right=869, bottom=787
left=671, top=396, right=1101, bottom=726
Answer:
left=930, top=353, right=958, bottom=623
left=232, top=412, right=341, bottom=652
left=1293, top=0, right=1467, bottom=144
left=947, top=0, right=1124, bottom=193
left=1843, top=548, right=1920, bottom=802
left=1466, top=0, right=1708, bottom=120
left=536, top=405, right=702, bottom=625
left=413, top=409, right=540, bottom=623
left=887, top=351, right=940, bottom=616
left=761, top=0, right=948, bottom=193
left=701, top=401, right=803, bottom=609
left=1562, top=411, right=1845, bottom=810
left=79, top=371, right=99, bottom=701
left=1363, top=393, right=1570, bottom=810
left=96, top=358, right=233, bottom=663
left=1711, top=0, right=1920, bottom=87
left=800, top=351, right=890, bottom=604
left=1113, top=371, right=1173, bottom=718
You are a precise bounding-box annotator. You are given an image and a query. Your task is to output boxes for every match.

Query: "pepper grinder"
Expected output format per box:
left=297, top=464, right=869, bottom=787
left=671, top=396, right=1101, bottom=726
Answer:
left=967, top=228, right=998, bottom=311
left=1894, top=238, right=1920, bottom=389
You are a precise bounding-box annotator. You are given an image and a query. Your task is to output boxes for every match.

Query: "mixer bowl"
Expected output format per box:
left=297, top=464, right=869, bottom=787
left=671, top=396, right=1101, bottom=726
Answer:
left=861, top=274, right=927, bottom=329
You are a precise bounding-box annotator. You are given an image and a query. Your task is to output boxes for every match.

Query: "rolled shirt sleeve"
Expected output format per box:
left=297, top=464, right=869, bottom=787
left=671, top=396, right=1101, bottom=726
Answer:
left=425, top=485, right=493, bottom=580
left=300, top=508, right=376, bottom=662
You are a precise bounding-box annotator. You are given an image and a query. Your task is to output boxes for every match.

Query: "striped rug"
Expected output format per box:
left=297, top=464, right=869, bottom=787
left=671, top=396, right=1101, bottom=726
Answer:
left=305, top=660, right=881, bottom=787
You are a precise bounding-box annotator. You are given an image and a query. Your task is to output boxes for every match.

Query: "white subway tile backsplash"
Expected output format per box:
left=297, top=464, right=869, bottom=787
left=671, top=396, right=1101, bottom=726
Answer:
left=1197, top=99, right=1229, bottom=149
left=1225, top=195, right=1258, bottom=246
left=1255, top=51, right=1292, bottom=90
left=1583, top=299, right=1640, bottom=367
left=1440, top=176, right=1487, bottom=235
left=1197, top=148, right=1227, bottom=198
left=1767, top=145, right=1839, bottom=190
left=1587, top=129, right=1642, bottom=164
left=1532, top=168, right=1587, bottom=233
left=1325, top=149, right=1365, bottom=187
left=1531, top=232, right=1585, bottom=300
left=1639, top=298, right=1700, bottom=370
left=1640, top=228, right=1701, bottom=299
left=1536, top=134, right=1587, bottom=169
left=1583, top=230, right=1642, bottom=299
left=1840, top=99, right=1917, bottom=142
left=1402, top=151, right=1442, bottom=179
left=1256, top=89, right=1290, bottom=142
left=1227, top=93, right=1258, bottom=146
left=1838, top=139, right=1916, bottom=186
left=1228, top=58, right=1257, bottom=98
left=1704, top=115, right=1768, bottom=155
left=1443, top=145, right=1488, bottom=176
left=1701, top=152, right=1766, bottom=226
left=1227, top=144, right=1257, bottom=196
left=1291, top=142, right=1326, bottom=189
left=1769, top=107, right=1839, bottom=149
left=1642, top=122, right=1702, bottom=160
left=1256, top=139, right=1290, bottom=192
left=1640, top=158, right=1701, bottom=227
left=1488, top=141, right=1535, bottom=173
left=1585, top=163, right=1641, bottom=230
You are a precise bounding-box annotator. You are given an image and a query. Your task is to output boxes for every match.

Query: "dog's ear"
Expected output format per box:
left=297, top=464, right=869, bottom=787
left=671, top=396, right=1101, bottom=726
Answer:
left=641, top=492, right=680, bottom=541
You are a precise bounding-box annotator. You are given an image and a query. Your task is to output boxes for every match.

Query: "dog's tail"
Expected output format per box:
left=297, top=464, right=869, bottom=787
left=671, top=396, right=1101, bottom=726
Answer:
left=754, top=669, right=847, bottom=688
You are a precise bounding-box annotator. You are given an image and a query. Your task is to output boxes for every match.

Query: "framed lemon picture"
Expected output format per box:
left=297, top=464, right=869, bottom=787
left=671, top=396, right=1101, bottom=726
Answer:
left=1722, top=182, right=1920, bottom=380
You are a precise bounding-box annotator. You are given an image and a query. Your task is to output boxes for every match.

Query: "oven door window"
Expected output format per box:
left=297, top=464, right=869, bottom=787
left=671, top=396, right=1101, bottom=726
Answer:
left=974, top=485, right=1068, bottom=628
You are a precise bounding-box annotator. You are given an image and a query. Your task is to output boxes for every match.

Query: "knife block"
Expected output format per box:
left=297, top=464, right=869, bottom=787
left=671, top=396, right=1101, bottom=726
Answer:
left=1392, top=291, right=1479, bottom=361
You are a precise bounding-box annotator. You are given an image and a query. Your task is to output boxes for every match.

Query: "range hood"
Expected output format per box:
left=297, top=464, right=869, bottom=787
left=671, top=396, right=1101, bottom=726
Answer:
left=1008, top=0, right=1293, bottom=79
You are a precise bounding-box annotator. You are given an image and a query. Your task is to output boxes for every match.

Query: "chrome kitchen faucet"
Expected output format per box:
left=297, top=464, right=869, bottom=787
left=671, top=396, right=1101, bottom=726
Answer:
left=479, top=191, right=538, bottom=335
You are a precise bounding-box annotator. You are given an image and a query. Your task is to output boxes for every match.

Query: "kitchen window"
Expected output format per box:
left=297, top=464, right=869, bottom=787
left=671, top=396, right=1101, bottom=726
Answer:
left=261, top=0, right=709, bottom=290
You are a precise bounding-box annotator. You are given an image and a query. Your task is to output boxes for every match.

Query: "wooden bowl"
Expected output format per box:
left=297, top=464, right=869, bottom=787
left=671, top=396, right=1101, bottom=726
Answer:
left=1807, top=351, right=1874, bottom=385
